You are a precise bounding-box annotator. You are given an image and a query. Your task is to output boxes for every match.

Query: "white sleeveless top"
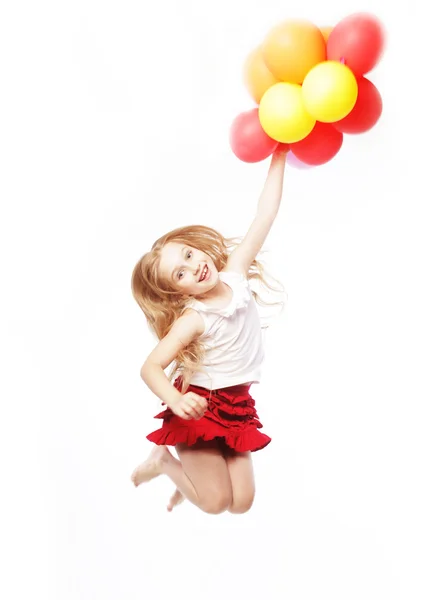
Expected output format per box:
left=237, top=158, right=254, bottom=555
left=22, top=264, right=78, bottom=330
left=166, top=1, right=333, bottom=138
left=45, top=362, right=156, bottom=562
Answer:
left=186, top=271, right=265, bottom=390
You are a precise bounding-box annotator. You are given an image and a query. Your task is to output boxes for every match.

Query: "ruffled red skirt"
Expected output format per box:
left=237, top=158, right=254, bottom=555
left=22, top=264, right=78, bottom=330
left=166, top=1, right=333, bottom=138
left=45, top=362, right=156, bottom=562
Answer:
left=146, top=377, right=271, bottom=453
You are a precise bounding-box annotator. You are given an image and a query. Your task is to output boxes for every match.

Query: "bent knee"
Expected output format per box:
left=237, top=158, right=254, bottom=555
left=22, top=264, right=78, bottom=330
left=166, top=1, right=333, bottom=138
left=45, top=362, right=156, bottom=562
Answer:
left=200, top=490, right=232, bottom=515
left=228, top=493, right=255, bottom=514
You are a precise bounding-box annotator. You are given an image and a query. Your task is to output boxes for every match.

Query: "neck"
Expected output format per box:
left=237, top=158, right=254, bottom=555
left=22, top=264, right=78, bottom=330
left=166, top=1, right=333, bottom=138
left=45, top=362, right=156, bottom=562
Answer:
left=195, top=279, right=229, bottom=304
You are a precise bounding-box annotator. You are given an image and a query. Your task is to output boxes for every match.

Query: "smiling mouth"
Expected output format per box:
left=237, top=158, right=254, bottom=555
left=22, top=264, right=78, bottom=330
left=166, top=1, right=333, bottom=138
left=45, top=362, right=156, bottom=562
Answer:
left=199, top=264, right=209, bottom=282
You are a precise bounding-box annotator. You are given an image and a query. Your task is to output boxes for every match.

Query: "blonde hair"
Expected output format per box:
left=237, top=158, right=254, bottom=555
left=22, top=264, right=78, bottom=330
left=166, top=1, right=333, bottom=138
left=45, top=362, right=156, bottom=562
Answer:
left=131, top=224, right=284, bottom=392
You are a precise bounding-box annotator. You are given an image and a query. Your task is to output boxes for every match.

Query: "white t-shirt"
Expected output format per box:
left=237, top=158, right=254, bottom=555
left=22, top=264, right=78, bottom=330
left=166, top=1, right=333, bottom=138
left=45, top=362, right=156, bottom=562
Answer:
left=186, top=271, right=265, bottom=390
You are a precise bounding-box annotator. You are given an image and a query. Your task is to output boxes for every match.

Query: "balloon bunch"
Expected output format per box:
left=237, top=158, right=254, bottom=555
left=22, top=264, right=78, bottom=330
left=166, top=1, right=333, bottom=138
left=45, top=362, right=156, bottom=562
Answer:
left=230, top=13, right=385, bottom=167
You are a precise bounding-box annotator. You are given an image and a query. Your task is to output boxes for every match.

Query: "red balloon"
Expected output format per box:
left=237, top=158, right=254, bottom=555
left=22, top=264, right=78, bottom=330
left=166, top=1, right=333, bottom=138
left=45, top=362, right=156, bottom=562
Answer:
left=333, top=77, right=383, bottom=134
left=277, top=142, right=290, bottom=153
left=290, top=122, right=343, bottom=165
left=327, top=12, right=385, bottom=76
left=230, top=108, right=278, bottom=163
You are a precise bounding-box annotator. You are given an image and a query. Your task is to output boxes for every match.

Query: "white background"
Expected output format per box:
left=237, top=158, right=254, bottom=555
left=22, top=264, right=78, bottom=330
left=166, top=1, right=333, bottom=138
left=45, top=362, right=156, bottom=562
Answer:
left=1, top=0, right=423, bottom=598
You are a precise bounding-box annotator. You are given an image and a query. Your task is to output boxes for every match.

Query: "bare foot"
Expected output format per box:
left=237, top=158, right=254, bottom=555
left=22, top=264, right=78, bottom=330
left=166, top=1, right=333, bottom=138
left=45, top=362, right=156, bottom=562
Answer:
left=131, top=445, right=170, bottom=487
left=167, top=488, right=185, bottom=512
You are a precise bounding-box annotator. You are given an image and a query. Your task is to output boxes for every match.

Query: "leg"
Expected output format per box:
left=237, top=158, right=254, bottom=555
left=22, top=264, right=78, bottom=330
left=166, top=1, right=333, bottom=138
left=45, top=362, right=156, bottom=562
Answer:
left=168, top=449, right=256, bottom=514
left=130, top=445, right=185, bottom=512
left=167, top=487, right=184, bottom=512
left=131, top=441, right=233, bottom=514
left=225, top=450, right=255, bottom=514
left=174, top=441, right=233, bottom=514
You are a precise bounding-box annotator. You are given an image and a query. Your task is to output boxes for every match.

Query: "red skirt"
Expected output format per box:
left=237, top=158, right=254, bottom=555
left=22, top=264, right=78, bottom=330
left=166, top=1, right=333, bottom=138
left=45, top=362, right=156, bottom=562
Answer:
left=146, top=377, right=271, bottom=453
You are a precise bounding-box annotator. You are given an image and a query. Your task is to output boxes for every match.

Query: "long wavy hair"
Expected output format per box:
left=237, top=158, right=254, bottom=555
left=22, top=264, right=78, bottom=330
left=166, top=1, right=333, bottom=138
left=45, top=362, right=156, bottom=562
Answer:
left=131, top=224, right=284, bottom=392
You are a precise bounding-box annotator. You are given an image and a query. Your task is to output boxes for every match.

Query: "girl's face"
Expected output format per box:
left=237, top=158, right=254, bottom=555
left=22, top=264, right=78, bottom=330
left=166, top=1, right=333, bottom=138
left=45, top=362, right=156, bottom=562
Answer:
left=158, top=242, right=219, bottom=296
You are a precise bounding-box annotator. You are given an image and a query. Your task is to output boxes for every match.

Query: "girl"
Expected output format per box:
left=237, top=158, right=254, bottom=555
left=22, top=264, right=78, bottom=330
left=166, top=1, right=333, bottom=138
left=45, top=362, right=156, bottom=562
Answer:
left=131, top=148, right=287, bottom=514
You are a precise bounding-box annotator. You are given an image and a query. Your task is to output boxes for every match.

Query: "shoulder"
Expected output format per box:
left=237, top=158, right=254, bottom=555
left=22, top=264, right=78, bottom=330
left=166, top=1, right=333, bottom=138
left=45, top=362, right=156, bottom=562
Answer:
left=220, top=260, right=248, bottom=278
left=144, top=309, right=205, bottom=370
left=174, top=307, right=205, bottom=341
left=221, top=251, right=251, bottom=281
left=220, top=267, right=249, bottom=285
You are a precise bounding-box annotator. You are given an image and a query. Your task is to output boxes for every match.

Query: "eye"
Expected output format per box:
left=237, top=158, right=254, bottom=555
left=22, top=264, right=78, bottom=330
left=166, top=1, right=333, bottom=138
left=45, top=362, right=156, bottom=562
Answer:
left=177, top=270, right=184, bottom=279
left=186, top=251, right=192, bottom=259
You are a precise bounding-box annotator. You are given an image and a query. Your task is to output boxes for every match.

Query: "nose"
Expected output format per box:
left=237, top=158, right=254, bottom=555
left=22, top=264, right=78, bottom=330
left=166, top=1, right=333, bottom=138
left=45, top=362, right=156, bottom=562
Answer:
left=183, top=261, right=199, bottom=276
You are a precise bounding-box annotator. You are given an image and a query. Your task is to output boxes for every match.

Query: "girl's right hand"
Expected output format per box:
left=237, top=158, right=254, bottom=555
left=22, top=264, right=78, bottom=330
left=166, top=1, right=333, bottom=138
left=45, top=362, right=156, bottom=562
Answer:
left=168, top=392, right=208, bottom=420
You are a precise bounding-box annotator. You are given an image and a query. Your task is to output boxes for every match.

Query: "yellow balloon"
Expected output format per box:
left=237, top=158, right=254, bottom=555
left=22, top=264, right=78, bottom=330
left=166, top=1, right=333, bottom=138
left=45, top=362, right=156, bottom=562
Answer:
left=302, top=61, right=358, bottom=122
left=259, top=82, right=316, bottom=143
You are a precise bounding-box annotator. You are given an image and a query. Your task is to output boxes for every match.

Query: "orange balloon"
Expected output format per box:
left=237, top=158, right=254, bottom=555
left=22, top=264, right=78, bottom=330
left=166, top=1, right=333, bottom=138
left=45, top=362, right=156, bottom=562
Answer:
left=320, top=26, right=333, bottom=43
left=243, top=46, right=279, bottom=104
left=262, top=19, right=326, bottom=84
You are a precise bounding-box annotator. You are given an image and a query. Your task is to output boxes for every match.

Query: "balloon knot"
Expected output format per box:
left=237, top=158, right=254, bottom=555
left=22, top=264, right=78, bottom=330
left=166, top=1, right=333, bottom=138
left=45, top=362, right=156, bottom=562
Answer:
left=340, top=56, right=346, bottom=64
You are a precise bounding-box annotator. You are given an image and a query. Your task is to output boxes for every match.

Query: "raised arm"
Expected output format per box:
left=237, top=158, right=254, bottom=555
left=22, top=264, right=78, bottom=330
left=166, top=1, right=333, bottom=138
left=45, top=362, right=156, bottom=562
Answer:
left=226, top=148, right=287, bottom=275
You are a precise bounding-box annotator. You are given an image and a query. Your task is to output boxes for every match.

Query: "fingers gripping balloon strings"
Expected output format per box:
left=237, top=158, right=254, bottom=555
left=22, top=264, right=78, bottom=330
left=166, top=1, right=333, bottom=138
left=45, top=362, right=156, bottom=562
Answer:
left=230, top=12, right=386, bottom=168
